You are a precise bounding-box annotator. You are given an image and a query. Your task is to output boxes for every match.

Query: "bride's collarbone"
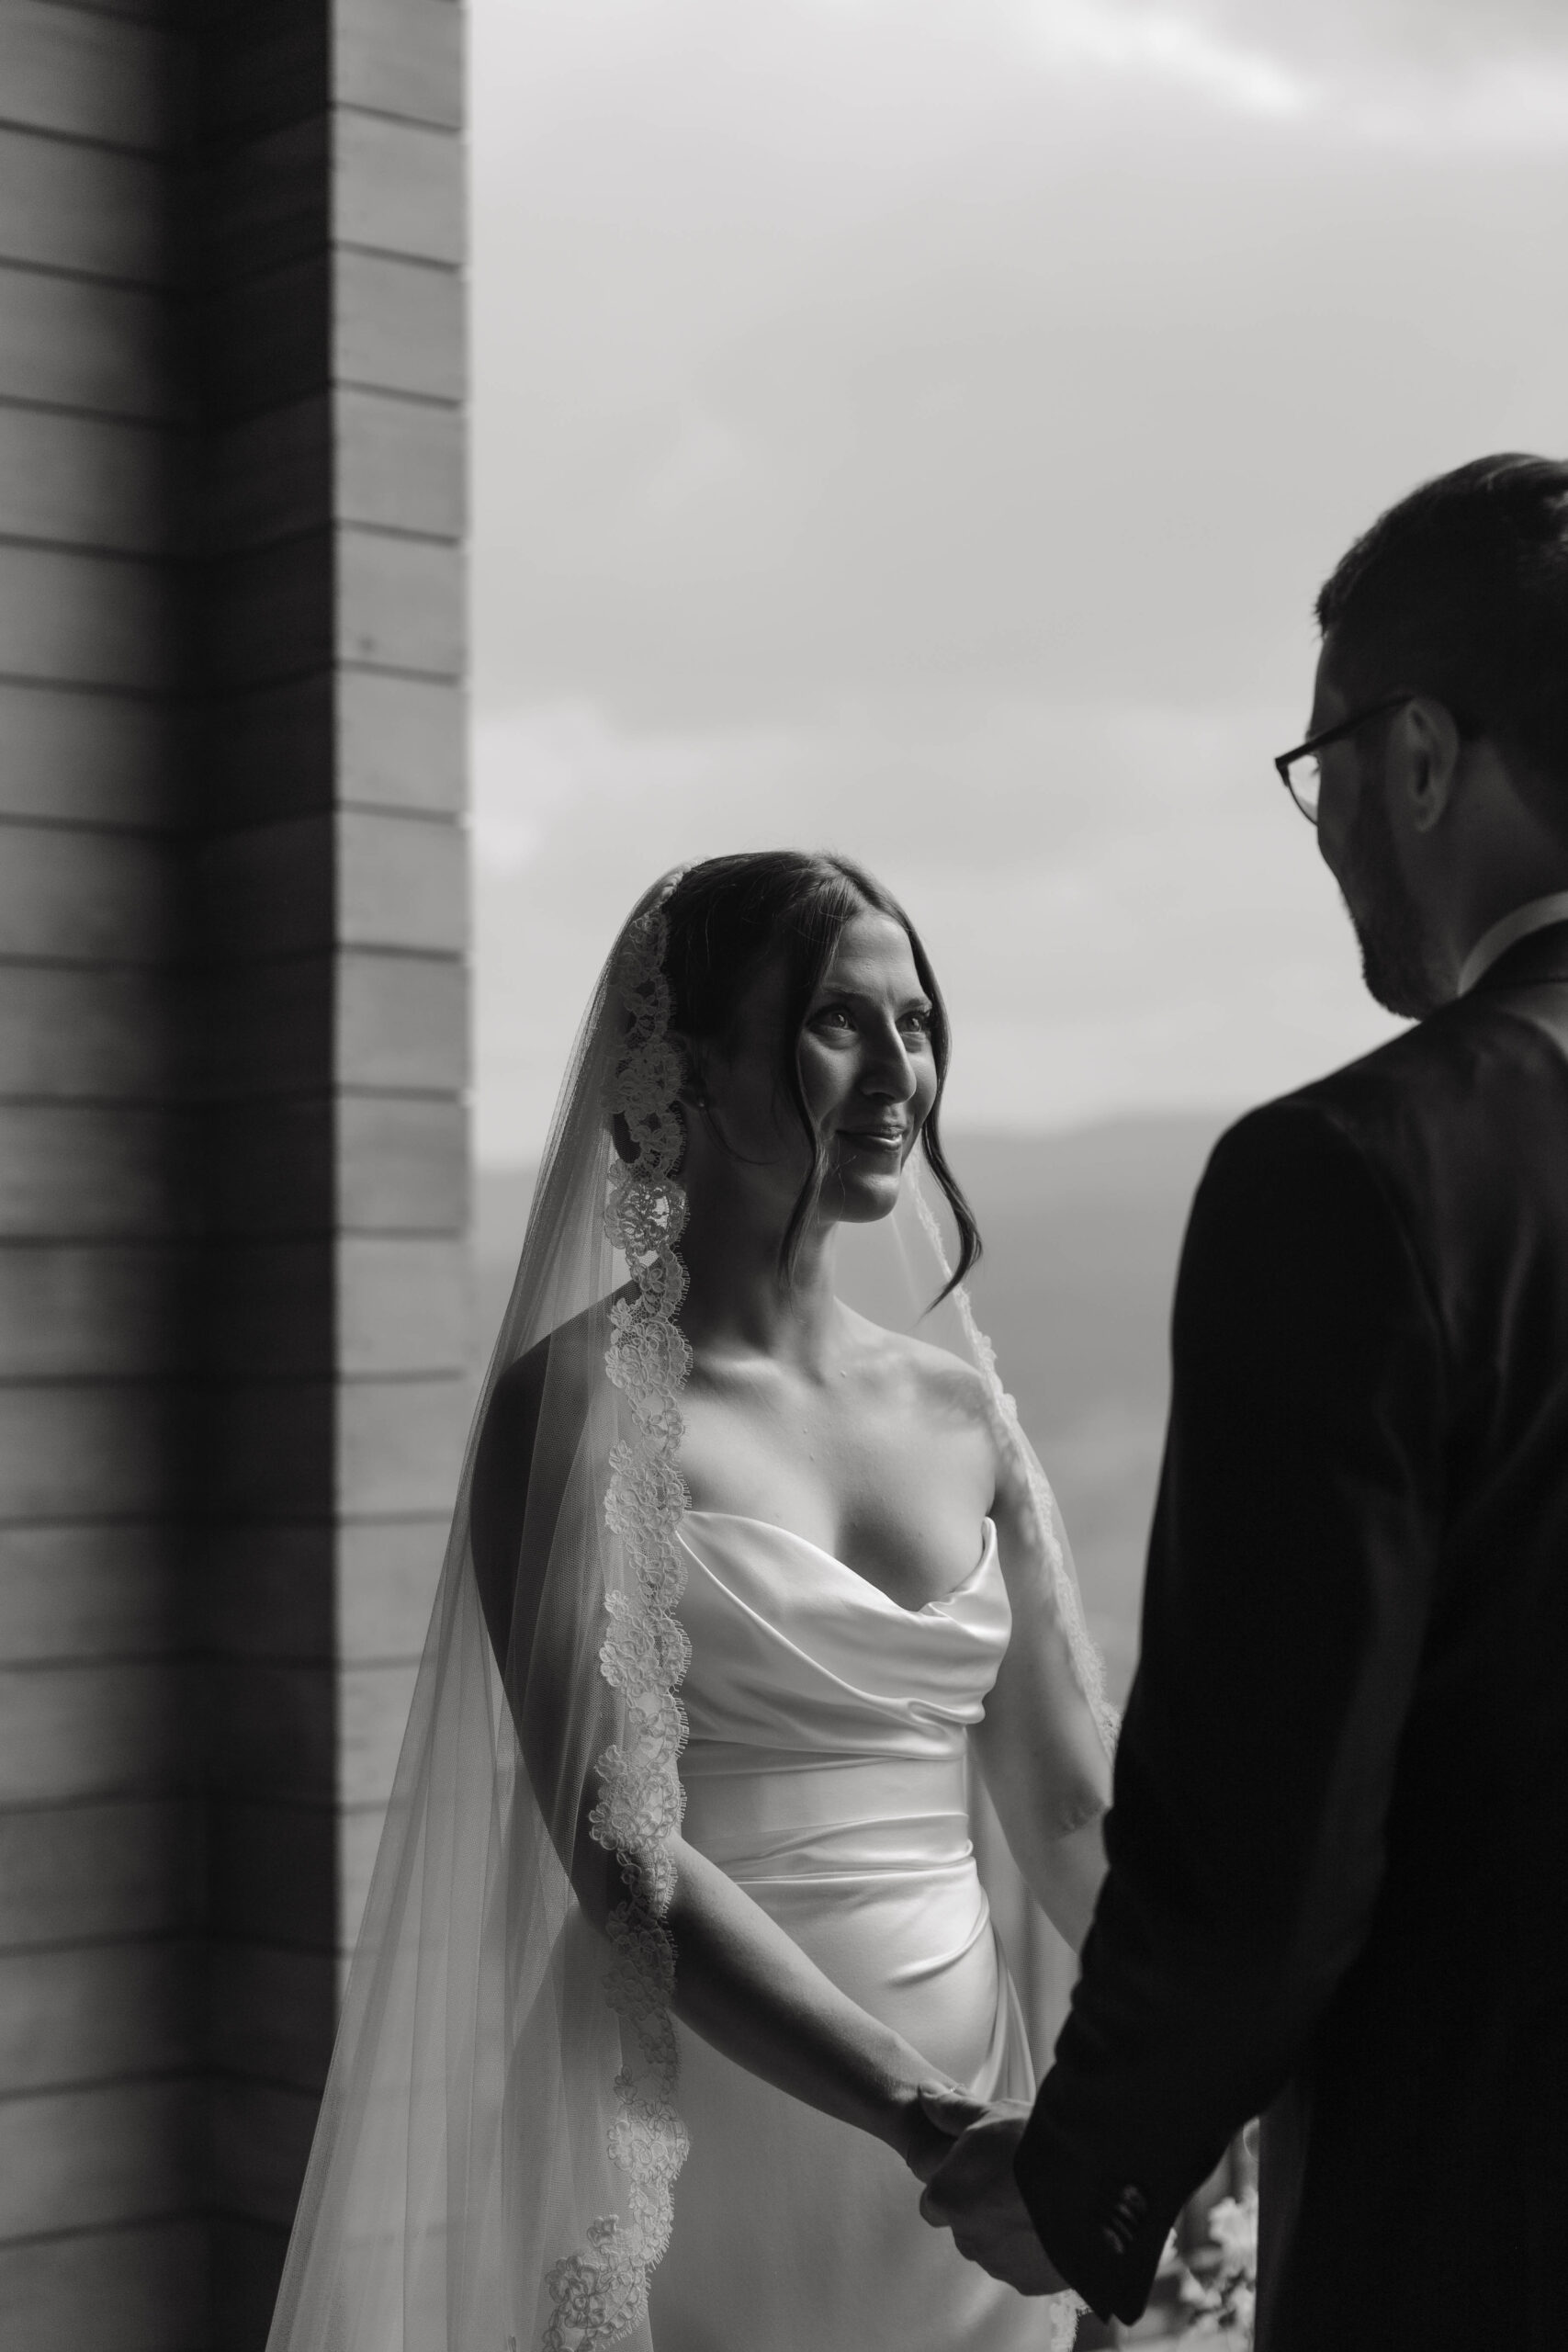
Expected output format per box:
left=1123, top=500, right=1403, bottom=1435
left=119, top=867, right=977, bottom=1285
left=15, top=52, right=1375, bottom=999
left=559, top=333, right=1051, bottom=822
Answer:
left=677, top=1387, right=993, bottom=1612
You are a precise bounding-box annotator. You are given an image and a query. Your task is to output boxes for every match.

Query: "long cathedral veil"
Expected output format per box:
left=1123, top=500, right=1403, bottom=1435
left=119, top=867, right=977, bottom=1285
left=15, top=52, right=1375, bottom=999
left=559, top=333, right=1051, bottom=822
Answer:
left=264, top=870, right=1113, bottom=2352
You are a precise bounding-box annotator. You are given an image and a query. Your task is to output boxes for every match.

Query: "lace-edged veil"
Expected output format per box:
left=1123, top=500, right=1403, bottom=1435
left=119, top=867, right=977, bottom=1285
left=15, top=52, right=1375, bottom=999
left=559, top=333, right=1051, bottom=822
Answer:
left=264, top=869, right=1112, bottom=2352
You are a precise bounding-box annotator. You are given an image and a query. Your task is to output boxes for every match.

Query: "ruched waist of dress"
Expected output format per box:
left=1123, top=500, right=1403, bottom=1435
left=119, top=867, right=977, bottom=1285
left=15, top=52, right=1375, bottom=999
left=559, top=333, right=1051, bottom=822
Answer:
left=680, top=1745, right=975, bottom=1881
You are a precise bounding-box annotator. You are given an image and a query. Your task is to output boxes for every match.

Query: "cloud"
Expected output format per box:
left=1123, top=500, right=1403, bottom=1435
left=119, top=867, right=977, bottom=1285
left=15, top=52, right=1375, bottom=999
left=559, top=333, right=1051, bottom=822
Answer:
left=1027, top=1, right=1316, bottom=120
left=468, top=0, right=1560, bottom=1157
left=471, top=692, right=1401, bottom=1159
left=1019, top=0, right=1568, bottom=143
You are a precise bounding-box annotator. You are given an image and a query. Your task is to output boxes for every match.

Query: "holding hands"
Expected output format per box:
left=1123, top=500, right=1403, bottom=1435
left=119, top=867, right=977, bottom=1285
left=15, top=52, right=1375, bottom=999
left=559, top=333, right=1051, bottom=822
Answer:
left=906, top=2086, right=1069, bottom=2297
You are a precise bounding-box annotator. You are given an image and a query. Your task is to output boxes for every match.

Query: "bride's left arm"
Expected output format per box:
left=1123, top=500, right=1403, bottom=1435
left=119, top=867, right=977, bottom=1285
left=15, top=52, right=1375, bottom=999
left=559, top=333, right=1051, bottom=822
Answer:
left=971, top=1451, right=1111, bottom=1951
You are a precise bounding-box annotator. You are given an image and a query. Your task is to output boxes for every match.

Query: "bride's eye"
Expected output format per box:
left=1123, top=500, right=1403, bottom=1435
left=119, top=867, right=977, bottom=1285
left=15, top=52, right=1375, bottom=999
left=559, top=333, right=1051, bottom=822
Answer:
left=899, top=1008, right=933, bottom=1035
left=812, top=1005, right=854, bottom=1032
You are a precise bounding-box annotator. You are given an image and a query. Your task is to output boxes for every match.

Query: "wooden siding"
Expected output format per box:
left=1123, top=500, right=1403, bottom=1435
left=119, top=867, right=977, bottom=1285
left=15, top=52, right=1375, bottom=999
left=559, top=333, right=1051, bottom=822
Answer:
left=0, top=2, right=197, bottom=2336
left=0, top=1, right=468, bottom=2345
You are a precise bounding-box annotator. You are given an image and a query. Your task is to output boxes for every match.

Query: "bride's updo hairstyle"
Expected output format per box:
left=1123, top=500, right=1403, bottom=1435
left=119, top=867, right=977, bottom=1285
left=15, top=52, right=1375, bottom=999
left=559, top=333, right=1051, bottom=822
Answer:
left=660, top=850, right=980, bottom=1298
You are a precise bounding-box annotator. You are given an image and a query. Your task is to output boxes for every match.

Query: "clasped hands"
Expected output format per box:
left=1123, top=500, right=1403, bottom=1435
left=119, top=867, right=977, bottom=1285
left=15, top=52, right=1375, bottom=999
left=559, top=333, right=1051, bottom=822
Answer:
left=901, top=2085, right=1068, bottom=2297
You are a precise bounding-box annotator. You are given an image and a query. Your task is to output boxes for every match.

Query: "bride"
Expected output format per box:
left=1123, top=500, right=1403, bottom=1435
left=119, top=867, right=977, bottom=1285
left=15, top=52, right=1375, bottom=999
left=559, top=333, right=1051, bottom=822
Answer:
left=265, top=851, right=1115, bottom=2352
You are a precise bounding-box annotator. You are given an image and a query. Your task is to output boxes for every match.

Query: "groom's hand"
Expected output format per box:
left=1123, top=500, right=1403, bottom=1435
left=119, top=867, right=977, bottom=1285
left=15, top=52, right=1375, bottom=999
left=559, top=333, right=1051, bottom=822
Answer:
left=916, top=2088, right=1068, bottom=2295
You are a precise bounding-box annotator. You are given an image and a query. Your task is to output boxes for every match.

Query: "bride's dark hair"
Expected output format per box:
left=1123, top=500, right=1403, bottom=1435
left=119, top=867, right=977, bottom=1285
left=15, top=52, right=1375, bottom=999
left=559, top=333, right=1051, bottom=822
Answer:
left=661, top=851, right=981, bottom=1298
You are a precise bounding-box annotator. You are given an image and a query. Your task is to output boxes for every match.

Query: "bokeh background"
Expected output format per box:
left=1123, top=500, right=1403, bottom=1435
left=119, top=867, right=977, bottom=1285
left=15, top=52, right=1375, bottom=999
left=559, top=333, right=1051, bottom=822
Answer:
left=468, top=0, right=1568, bottom=1689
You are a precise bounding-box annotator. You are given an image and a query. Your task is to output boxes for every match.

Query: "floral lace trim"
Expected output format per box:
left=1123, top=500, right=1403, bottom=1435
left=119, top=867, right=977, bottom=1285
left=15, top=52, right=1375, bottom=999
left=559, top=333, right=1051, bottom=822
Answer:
left=544, top=886, right=694, bottom=2351
left=912, top=1179, right=1120, bottom=1757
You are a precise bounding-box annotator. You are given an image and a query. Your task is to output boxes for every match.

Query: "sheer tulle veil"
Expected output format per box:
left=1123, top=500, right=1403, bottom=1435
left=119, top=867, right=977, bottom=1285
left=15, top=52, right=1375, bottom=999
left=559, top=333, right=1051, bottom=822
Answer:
left=264, top=869, right=1113, bottom=2352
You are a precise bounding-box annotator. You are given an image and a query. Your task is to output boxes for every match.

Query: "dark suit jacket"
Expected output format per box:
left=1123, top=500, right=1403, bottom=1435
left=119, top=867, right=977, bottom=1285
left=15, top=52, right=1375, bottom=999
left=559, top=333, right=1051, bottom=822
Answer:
left=1015, top=921, right=1568, bottom=2350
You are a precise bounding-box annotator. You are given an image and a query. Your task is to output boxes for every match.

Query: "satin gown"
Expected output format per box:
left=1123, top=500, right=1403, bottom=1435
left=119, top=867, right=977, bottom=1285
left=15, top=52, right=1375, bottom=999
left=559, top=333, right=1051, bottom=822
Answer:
left=648, top=1510, right=1059, bottom=2352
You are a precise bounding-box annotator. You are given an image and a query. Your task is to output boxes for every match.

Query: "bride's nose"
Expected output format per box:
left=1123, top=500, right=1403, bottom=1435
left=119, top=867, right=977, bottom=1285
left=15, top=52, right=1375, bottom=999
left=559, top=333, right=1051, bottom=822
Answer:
left=858, top=1022, right=918, bottom=1102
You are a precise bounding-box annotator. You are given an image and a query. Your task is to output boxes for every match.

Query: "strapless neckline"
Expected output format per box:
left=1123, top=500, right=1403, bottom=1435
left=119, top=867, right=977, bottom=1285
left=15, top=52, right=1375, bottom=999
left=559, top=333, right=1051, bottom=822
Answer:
left=680, top=1509, right=997, bottom=1620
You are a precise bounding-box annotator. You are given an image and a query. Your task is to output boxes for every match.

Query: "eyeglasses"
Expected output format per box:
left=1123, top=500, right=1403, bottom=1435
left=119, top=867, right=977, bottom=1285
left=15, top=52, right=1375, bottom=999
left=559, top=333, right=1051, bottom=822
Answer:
left=1272, top=692, right=1416, bottom=825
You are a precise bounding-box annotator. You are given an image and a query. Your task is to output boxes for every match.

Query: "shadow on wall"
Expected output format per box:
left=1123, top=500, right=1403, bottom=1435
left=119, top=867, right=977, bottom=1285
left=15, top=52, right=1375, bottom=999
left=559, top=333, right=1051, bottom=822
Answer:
left=472, top=1112, right=1228, bottom=1705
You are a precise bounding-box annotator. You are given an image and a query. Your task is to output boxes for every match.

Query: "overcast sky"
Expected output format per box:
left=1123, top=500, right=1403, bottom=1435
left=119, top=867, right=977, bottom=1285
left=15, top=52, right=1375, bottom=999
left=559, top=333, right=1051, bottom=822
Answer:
left=468, top=0, right=1568, bottom=1163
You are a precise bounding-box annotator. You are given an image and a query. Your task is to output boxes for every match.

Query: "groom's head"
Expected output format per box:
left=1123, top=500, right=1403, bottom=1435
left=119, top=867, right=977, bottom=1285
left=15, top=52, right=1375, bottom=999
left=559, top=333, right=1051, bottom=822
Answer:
left=1308, top=453, right=1568, bottom=1016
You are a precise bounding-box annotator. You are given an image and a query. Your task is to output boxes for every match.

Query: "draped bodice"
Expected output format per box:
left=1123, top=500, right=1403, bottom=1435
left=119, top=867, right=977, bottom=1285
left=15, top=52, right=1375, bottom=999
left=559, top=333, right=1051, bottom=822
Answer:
left=675, top=1512, right=1010, bottom=1883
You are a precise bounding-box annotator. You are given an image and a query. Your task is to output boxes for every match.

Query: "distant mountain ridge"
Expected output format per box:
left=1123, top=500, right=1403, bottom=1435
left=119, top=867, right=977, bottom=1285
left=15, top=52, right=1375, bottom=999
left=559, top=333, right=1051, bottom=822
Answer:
left=472, top=1111, right=1232, bottom=1703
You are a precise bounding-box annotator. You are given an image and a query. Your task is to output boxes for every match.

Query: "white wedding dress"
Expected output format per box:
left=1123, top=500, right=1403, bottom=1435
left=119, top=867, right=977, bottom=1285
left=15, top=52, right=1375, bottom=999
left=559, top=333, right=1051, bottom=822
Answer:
left=649, top=1509, right=1058, bottom=2352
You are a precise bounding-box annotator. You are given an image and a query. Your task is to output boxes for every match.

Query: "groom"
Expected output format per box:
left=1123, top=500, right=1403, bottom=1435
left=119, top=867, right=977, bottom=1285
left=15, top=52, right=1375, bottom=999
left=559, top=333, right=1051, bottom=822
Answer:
left=919, top=453, right=1568, bottom=2348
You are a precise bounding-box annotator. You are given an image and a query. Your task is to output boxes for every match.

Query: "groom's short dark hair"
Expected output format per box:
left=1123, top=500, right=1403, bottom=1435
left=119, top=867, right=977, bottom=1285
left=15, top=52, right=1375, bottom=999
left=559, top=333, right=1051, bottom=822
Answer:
left=1317, top=453, right=1568, bottom=795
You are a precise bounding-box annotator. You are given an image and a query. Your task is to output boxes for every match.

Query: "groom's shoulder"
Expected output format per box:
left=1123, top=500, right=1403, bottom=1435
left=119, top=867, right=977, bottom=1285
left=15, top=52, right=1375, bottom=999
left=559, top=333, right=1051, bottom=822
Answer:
left=1211, top=1011, right=1482, bottom=1190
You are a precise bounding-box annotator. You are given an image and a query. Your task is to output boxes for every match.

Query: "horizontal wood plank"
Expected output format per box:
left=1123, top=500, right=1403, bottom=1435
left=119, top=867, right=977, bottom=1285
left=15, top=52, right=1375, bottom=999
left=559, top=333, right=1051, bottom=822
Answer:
left=335, top=0, right=463, bottom=131
left=208, top=1939, right=334, bottom=2090
left=0, top=2219, right=205, bottom=2352
left=338, top=526, right=464, bottom=679
left=196, top=808, right=465, bottom=958
left=207, top=1796, right=335, bottom=1949
left=337, top=947, right=467, bottom=1091
left=0, top=962, right=175, bottom=1099
left=210, top=2213, right=291, bottom=2352
left=0, top=1104, right=186, bottom=1238
left=0, top=1657, right=188, bottom=1803
left=0, top=541, right=175, bottom=690
left=0, top=1380, right=175, bottom=1523
left=337, top=1797, right=384, bottom=1951
left=175, top=1235, right=468, bottom=1376
left=197, top=670, right=333, bottom=827
left=203, top=390, right=329, bottom=551
left=193, top=1377, right=332, bottom=1519
left=337, top=1092, right=466, bottom=1232
left=335, top=1372, right=468, bottom=1516
left=339, top=669, right=464, bottom=816
left=203, top=1095, right=334, bottom=1236
left=335, top=247, right=463, bottom=402
left=0, top=1939, right=196, bottom=2093
left=335, top=110, right=462, bottom=267
left=0, top=120, right=168, bottom=283
left=192, top=953, right=464, bottom=1104
left=0, top=1245, right=180, bottom=1377
left=209, top=2075, right=318, bottom=2230
left=203, top=108, right=329, bottom=288
left=337, top=1658, right=419, bottom=1808
left=207, top=1658, right=333, bottom=1802
left=199, top=529, right=333, bottom=690
left=0, top=401, right=173, bottom=555
left=338, top=1515, right=445, bottom=1662
left=0, top=682, right=176, bottom=829
left=199, top=1515, right=445, bottom=1668
left=198, top=1522, right=333, bottom=1664
left=200, top=380, right=460, bottom=552
left=200, top=249, right=329, bottom=424
left=0, top=259, right=174, bottom=421
left=0, top=1521, right=181, bottom=1659
left=0, top=1797, right=201, bottom=1947
left=0, top=3, right=174, bottom=153
left=0, top=2080, right=196, bottom=2235
left=0, top=820, right=175, bottom=959
left=338, top=1236, right=469, bottom=1375
left=197, top=953, right=332, bottom=1101
left=338, top=383, right=463, bottom=537
left=341, top=809, right=466, bottom=954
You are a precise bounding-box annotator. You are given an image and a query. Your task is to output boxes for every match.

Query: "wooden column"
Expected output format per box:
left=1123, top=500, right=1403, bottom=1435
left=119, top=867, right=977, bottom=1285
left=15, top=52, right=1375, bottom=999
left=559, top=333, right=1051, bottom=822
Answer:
left=0, top=5, right=203, bottom=2341
left=0, top=4, right=468, bottom=2346
left=189, top=4, right=468, bottom=2344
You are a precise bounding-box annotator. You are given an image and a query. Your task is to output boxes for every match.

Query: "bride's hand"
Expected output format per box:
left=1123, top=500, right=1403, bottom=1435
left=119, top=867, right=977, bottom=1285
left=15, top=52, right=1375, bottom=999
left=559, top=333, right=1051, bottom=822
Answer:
left=896, top=2079, right=990, bottom=2182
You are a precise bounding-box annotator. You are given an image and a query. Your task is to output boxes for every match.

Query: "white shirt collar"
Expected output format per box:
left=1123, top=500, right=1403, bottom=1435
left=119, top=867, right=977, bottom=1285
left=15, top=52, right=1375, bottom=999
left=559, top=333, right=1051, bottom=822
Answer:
left=1457, top=890, right=1568, bottom=997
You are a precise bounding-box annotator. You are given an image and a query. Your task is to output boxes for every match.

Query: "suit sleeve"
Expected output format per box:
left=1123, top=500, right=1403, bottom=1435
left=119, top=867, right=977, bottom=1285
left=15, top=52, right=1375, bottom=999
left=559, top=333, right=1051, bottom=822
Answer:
left=1013, top=1101, right=1447, bottom=2322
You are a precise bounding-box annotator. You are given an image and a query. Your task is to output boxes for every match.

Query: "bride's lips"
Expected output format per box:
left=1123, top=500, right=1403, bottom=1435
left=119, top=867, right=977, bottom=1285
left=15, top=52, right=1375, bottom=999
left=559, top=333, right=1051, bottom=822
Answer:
left=839, top=1127, right=907, bottom=1155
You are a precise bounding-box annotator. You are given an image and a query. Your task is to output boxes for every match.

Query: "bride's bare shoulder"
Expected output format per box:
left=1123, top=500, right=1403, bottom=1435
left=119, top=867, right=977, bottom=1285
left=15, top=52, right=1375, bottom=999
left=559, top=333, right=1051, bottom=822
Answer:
left=839, top=1306, right=994, bottom=1435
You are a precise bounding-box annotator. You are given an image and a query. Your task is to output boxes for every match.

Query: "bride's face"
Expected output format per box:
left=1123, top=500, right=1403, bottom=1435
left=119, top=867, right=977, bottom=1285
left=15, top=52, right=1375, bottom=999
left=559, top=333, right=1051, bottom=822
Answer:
left=694, top=909, right=941, bottom=1231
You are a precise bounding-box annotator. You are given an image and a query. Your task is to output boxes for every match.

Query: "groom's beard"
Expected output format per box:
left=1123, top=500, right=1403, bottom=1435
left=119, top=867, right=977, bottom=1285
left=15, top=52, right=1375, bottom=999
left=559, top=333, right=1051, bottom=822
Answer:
left=1337, top=781, right=1443, bottom=1019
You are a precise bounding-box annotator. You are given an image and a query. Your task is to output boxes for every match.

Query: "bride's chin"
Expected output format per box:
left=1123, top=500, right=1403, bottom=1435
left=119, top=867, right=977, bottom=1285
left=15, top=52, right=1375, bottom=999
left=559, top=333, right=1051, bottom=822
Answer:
left=828, top=1170, right=905, bottom=1226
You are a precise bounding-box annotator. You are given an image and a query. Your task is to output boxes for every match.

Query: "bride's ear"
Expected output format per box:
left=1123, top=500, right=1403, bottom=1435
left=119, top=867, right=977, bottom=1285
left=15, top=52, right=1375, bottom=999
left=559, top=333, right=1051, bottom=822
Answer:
left=671, top=1029, right=711, bottom=1112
